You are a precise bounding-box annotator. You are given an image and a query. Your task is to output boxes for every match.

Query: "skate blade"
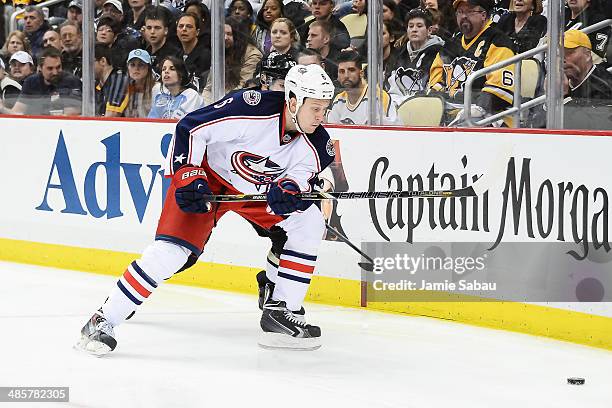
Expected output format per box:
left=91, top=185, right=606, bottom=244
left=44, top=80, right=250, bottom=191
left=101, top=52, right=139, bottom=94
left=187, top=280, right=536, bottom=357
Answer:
left=74, top=335, right=112, bottom=357
left=258, top=332, right=321, bottom=351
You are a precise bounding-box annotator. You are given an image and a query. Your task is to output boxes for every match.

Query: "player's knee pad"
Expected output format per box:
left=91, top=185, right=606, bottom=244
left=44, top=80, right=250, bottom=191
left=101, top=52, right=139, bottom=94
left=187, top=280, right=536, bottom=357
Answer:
left=137, top=240, right=191, bottom=282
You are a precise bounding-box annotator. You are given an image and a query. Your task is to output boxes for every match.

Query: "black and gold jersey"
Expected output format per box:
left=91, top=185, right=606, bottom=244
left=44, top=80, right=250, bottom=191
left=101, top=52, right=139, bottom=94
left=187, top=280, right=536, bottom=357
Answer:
left=428, top=20, right=515, bottom=111
left=565, top=7, right=611, bottom=60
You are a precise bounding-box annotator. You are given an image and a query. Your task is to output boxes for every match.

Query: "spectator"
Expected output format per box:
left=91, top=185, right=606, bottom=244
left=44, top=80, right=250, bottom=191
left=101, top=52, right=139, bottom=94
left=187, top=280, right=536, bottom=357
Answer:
left=565, top=0, right=611, bottom=62
left=124, top=0, right=150, bottom=31
left=101, top=0, right=143, bottom=69
left=252, top=0, right=284, bottom=54
left=383, top=0, right=400, bottom=23
left=563, top=30, right=612, bottom=104
left=429, top=0, right=515, bottom=126
left=388, top=8, right=443, bottom=105
left=0, top=59, right=22, bottom=110
left=327, top=50, right=400, bottom=125
left=60, top=21, right=83, bottom=79
left=22, top=6, right=51, bottom=58
left=8, top=51, right=35, bottom=85
left=296, top=47, right=324, bottom=66
left=1, top=47, right=81, bottom=115
left=269, top=17, right=300, bottom=58
left=307, top=20, right=339, bottom=81
left=42, top=29, right=62, bottom=52
left=202, top=16, right=262, bottom=105
left=148, top=56, right=203, bottom=119
left=421, top=0, right=458, bottom=38
left=1, top=31, right=32, bottom=66
left=96, top=16, right=122, bottom=48
left=183, top=0, right=212, bottom=48
left=177, top=12, right=212, bottom=92
left=94, top=43, right=129, bottom=116
left=496, top=0, right=546, bottom=53
left=106, top=49, right=156, bottom=117
left=228, top=0, right=255, bottom=25
left=298, top=0, right=350, bottom=52
left=143, top=7, right=182, bottom=75
left=67, top=0, right=83, bottom=25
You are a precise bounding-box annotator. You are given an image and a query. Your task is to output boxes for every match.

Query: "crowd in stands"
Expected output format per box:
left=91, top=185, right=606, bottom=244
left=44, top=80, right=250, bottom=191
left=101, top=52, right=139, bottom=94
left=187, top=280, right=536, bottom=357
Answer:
left=0, top=0, right=610, bottom=128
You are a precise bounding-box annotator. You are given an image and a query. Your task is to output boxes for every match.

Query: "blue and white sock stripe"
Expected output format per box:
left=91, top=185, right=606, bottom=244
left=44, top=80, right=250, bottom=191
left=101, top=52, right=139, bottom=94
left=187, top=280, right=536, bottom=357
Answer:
left=277, top=271, right=311, bottom=284
left=282, top=249, right=317, bottom=262
left=130, top=261, right=158, bottom=288
left=117, top=281, right=143, bottom=305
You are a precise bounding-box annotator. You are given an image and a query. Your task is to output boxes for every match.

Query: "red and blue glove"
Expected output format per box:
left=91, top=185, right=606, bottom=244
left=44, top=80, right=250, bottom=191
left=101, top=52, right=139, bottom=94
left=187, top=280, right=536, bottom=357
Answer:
left=173, top=165, right=212, bottom=213
left=267, top=179, right=310, bottom=215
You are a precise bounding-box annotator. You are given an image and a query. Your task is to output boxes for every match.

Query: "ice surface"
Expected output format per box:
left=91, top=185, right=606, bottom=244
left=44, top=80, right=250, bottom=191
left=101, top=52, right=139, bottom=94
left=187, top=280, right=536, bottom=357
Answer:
left=0, top=261, right=610, bottom=408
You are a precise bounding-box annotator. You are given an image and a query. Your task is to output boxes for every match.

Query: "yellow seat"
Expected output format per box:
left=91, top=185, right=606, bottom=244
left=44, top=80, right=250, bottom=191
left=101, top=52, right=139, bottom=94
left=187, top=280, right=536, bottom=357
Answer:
left=340, top=13, right=367, bottom=48
left=397, top=96, right=444, bottom=127
left=520, top=59, right=540, bottom=99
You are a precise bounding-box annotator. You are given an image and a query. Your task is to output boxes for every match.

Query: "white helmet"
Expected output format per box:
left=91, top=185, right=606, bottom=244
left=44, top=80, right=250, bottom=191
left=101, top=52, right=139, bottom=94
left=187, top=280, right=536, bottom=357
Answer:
left=284, top=64, right=334, bottom=133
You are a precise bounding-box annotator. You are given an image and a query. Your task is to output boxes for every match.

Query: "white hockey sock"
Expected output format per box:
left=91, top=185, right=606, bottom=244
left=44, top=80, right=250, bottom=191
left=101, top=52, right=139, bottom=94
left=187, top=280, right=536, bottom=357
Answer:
left=102, top=241, right=190, bottom=327
left=272, top=249, right=316, bottom=311
left=103, top=260, right=159, bottom=327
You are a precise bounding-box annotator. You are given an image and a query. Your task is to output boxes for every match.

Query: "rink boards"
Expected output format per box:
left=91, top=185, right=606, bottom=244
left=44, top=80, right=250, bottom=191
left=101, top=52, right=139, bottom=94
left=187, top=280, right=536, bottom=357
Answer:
left=0, top=115, right=611, bottom=350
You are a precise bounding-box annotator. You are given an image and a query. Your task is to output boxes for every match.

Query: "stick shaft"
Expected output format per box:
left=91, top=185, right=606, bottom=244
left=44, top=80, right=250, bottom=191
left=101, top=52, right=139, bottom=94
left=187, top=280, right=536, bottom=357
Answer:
left=207, top=186, right=476, bottom=203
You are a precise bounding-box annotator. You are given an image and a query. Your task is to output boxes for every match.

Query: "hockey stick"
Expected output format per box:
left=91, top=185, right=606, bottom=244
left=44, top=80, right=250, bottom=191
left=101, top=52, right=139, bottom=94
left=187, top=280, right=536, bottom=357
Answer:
left=207, top=141, right=512, bottom=203
left=325, top=222, right=375, bottom=272
left=206, top=185, right=478, bottom=203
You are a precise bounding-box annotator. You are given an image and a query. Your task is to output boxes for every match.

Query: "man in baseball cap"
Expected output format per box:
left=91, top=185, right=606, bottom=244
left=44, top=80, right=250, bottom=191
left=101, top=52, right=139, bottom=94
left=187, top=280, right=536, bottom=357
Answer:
left=430, top=0, right=515, bottom=126
left=563, top=30, right=612, bottom=103
left=8, top=51, right=35, bottom=84
left=67, top=0, right=83, bottom=24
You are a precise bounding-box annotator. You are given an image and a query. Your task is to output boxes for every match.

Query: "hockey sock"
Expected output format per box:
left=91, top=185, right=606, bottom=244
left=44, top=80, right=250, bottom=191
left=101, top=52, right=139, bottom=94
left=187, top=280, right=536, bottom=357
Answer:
left=102, top=241, right=190, bottom=326
left=272, top=249, right=316, bottom=311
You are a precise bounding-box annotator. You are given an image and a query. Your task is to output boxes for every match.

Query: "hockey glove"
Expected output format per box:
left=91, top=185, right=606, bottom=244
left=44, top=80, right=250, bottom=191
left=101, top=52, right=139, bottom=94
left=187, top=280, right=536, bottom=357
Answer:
left=173, top=165, right=212, bottom=213
left=267, top=179, right=309, bottom=215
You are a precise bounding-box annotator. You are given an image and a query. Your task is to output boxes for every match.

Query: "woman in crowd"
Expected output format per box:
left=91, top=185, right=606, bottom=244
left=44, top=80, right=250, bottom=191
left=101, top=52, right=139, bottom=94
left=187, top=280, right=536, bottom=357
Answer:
left=148, top=56, right=204, bottom=119
left=387, top=8, right=444, bottom=105
left=1, top=31, right=31, bottom=66
left=202, top=16, right=262, bottom=105
left=96, top=16, right=121, bottom=48
left=228, top=0, right=254, bottom=25
left=269, top=17, right=300, bottom=58
left=106, top=49, right=157, bottom=118
left=497, top=0, right=546, bottom=53
left=252, top=0, right=284, bottom=54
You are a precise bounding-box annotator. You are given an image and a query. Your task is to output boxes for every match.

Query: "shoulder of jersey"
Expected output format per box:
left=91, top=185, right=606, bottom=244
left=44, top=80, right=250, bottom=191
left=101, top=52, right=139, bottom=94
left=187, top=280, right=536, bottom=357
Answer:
left=306, top=126, right=335, bottom=170
left=184, top=89, right=285, bottom=124
left=485, top=25, right=515, bottom=50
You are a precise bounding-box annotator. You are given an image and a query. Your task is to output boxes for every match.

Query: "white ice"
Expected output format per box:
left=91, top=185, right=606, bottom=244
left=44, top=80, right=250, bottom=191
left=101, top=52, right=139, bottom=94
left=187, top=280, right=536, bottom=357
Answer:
left=0, top=261, right=610, bottom=408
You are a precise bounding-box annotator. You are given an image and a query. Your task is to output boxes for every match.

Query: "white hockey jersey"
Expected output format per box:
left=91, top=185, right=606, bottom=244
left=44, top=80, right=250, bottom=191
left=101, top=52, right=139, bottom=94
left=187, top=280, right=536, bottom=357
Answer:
left=165, top=89, right=336, bottom=193
left=326, top=84, right=401, bottom=126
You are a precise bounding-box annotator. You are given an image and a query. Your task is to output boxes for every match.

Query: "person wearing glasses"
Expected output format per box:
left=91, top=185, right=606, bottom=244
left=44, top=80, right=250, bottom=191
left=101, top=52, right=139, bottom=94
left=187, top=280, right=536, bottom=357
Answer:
left=428, top=0, right=516, bottom=126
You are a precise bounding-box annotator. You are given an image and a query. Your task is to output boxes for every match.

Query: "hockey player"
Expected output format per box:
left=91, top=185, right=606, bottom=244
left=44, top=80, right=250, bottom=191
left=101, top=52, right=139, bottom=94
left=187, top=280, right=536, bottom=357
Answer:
left=78, top=64, right=336, bottom=354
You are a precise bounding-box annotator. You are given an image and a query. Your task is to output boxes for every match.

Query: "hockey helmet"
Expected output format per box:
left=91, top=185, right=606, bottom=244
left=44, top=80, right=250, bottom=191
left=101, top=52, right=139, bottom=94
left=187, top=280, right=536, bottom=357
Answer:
left=261, top=51, right=297, bottom=81
left=284, top=64, right=334, bottom=132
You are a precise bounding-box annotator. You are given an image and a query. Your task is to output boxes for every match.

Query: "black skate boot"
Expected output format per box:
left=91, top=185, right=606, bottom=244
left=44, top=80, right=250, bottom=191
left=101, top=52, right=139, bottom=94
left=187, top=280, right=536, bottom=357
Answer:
left=75, top=309, right=117, bottom=356
left=259, top=299, right=321, bottom=350
left=256, top=270, right=275, bottom=310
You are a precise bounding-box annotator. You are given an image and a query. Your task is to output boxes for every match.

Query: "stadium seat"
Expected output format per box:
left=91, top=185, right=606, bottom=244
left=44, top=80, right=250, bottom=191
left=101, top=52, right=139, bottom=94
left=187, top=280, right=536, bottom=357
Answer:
left=340, top=13, right=367, bottom=49
left=520, top=59, right=541, bottom=99
left=397, top=96, right=444, bottom=126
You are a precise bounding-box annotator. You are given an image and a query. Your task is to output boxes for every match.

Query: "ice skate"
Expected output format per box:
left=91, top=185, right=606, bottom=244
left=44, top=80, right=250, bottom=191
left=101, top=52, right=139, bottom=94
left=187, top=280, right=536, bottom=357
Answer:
left=75, top=309, right=117, bottom=356
left=259, top=299, right=321, bottom=351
